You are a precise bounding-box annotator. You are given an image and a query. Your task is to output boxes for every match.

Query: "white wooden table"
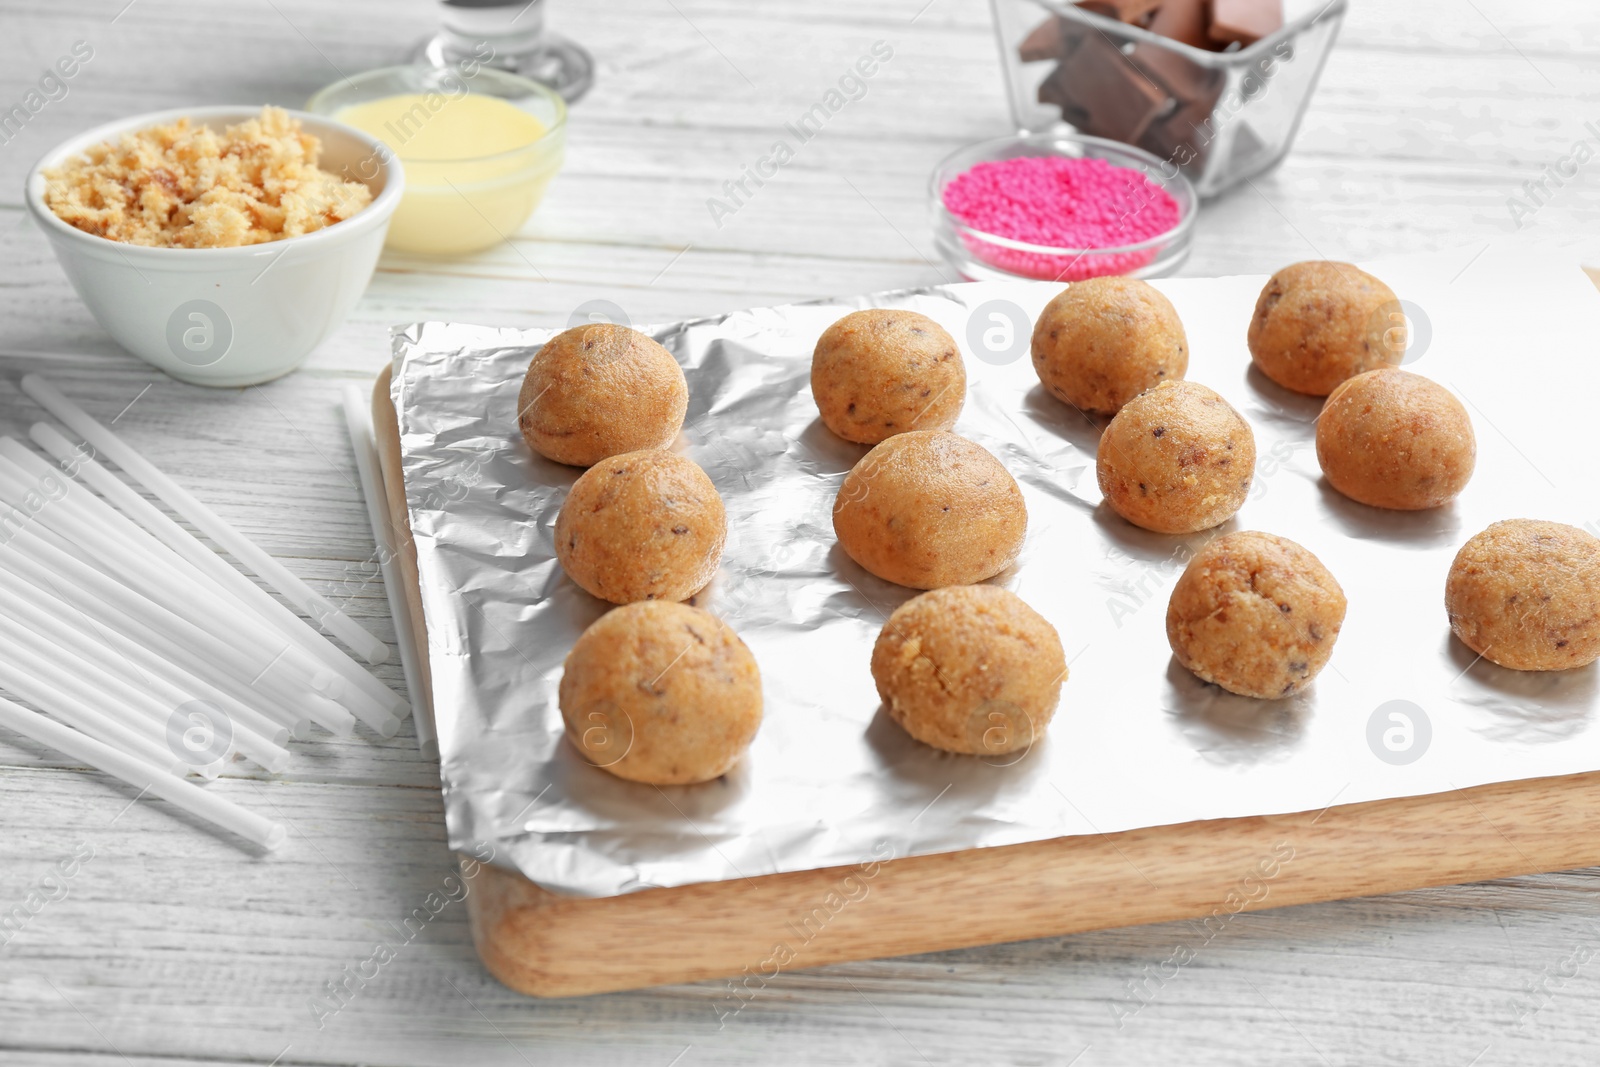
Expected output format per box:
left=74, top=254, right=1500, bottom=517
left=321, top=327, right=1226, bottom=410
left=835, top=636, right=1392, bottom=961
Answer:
left=3, top=1, right=1600, bottom=1063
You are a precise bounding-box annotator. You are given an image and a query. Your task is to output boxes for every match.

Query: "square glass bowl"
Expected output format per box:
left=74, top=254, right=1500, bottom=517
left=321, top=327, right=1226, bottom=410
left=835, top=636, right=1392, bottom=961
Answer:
left=990, top=0, right=1347, bottom=197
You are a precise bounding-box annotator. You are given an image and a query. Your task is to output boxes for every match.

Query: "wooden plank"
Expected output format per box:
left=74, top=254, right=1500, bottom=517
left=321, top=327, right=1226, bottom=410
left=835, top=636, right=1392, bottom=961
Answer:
left=372, top=361, right=1600, bottom=1000
left=466, top=774, right=1600, bottom=999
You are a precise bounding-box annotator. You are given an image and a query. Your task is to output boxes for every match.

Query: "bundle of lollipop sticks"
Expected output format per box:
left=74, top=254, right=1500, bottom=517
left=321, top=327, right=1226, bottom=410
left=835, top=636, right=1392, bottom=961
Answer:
left=0, top=375, right=416, bottom=851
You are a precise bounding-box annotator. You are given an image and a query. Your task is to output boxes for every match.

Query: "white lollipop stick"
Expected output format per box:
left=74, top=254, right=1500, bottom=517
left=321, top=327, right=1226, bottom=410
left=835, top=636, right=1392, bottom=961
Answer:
left=0, top=643, right=183, bottom=775
left=0, top=441, right=218, bottom=599
left=0, top=694, right=286, bottom=851
left=341, top=384, right=437, bottom=758
left=0, top=612, right=227, bottom=779
left=305, top=693, right=357, bottom=738
left=0, top=564, right=291, bottom=749
left=0, top=460, right=219, bottom=601
left=329, top=689, right=398, bottom=738
left=0, top=460, right=396, bottom=735
left=0, top=465, right=323, bottom=699
left=28, top=423, right=410, bottom=717
left=22, top=374, right=390, bottom=665
left=0, top=525, right=322, bottom=722
left=0, top=440, right=125, bottom=537
left=0, top=476, right=98, bottom=569
left=0, top=551, right=316, bottom=739
left=0, top=582, right=290, bottom=773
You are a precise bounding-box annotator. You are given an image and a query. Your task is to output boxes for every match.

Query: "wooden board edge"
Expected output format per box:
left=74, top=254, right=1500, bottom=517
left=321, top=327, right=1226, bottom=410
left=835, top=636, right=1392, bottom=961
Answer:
left=456, top=767, right=1600, bottom=998
left=371, top=365, right=435, bottom=719
left=372, top=364, right=1600, bottom=1001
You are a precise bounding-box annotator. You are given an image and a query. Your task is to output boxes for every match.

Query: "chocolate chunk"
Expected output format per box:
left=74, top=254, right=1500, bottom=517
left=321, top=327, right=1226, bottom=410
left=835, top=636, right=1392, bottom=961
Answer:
left=1031, top=0, right=1239, bottom=150
left=1134, top=48, right=1223, bottom=109
left=1019, top=14, right=1093, bottom=63
left=1137, top=92, right=1222, bottom=167
left=1209, top=0, right=1285, bottom=47
left=1019, top=16, right=1067, bottom=62
left=1036, top=63, right=1094, bottom=129
left=1053, top=30, right=1171, bottom=144
left=1077, top=0, right=1163, bottom=23
left=1122, top=1, right=1224, bottom=160
left=1148, top=0, right=1212, bottom=50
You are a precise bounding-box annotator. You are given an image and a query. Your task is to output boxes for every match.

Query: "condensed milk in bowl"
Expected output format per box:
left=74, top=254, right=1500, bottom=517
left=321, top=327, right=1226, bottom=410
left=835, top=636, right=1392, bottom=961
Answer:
left=308, top=64, right=566, bottom=256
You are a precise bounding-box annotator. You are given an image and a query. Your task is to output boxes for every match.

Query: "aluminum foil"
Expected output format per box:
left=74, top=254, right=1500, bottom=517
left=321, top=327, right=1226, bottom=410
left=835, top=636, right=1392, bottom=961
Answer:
left=392, top=252, right=1600, bottom=899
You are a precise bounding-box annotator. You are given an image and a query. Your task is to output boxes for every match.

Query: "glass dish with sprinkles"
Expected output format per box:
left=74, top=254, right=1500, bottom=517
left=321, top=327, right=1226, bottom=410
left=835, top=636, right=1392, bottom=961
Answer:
left=929, top=131, right=1195, bottom=282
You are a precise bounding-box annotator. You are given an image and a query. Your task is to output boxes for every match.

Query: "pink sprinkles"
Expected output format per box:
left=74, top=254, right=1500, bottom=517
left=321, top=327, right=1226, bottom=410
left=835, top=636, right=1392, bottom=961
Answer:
left=941, top=155, right=1181, bottom=281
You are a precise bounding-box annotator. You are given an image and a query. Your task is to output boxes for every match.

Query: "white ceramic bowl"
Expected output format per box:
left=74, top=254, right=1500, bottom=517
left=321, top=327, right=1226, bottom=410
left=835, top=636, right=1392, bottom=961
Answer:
left=25, top=106, right=404, bottom=387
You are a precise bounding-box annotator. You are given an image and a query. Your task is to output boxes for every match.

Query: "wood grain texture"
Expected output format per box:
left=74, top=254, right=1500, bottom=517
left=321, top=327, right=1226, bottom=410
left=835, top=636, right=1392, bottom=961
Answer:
left=5, top=0, right=1600, bottom=1062
left=463, top=774, right=1600, bottom=999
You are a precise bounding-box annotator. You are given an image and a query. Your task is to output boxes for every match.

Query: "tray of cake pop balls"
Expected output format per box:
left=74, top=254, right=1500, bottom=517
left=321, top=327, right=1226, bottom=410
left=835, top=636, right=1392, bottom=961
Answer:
left=390, top=253, right=1600, bottom=899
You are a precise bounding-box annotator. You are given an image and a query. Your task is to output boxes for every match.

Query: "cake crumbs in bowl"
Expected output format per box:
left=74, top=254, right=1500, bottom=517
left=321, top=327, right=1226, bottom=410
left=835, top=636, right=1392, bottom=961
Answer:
left=41, top=105, right=372, bottom=248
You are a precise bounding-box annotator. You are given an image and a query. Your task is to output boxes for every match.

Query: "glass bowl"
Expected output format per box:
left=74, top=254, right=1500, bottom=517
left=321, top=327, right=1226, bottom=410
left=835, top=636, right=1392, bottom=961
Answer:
left=307, top=65, right=565, bottom=256
left=989, top=0, right=1348, bottom=198
left=929, top=131, right=1196, bottom=283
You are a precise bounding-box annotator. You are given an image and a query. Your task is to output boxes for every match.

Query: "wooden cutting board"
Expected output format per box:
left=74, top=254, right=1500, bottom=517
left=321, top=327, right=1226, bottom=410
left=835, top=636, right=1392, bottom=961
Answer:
left=370, top=278, right=1600, bottom=997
